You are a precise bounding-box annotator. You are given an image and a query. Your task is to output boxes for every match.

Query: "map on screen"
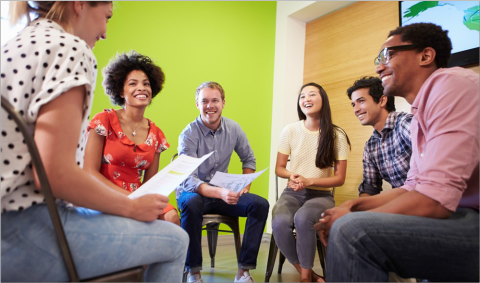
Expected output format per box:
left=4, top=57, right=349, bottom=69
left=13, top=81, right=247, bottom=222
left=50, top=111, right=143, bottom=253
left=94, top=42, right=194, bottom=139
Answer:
left=400, top=1, right=479, bottom=54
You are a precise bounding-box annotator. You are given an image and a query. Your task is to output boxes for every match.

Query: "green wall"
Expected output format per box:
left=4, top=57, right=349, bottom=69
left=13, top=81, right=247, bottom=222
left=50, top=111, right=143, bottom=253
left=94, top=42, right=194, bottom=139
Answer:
left=91, top=1, right=277, bottom=233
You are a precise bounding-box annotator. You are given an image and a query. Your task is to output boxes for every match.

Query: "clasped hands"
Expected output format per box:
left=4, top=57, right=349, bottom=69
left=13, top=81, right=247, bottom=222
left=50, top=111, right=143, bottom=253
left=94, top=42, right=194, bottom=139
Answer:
left=287, top=174, right=311, bottom=191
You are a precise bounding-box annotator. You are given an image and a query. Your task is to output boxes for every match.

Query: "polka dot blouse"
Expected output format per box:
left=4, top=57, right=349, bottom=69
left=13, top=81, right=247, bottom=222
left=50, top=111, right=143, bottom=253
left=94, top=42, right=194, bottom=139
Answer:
left=1, top=19, right=97, bottom=212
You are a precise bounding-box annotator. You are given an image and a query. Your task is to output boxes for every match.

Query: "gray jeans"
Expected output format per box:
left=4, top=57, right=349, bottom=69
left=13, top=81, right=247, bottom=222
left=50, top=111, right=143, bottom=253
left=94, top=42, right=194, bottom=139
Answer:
left=271, top=187, right=334, bottom=269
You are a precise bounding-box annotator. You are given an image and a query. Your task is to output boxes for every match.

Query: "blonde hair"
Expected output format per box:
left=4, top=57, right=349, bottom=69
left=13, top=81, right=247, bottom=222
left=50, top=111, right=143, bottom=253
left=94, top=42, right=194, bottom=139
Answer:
left=9, top=2, right=70, bottom=27
left=195, top=81, right=225, bottom=101
left=8, top=1, right=110, bottom=29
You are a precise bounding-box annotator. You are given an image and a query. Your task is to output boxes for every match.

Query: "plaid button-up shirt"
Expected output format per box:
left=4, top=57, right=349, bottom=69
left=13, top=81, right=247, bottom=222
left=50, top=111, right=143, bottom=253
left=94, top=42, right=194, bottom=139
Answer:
left=358, top=111, right=413, bottom=196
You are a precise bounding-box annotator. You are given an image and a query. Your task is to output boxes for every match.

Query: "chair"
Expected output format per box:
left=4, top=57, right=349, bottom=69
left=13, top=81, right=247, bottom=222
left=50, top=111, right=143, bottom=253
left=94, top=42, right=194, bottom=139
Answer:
left=170, top=154, right=242, bottom=282
left=1, top=97, right=144, bottom=282
left=264, top=166, right=331, bottom=282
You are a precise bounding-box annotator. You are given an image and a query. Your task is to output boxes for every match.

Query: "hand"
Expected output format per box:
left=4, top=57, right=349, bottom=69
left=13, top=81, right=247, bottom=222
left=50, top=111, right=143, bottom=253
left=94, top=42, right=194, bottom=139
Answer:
left=314, top=206, right=352, bottom=246
left=129, top=194, right=168, bottom=222
left=239, top=186, right=250, bottom=197
left=287, top=174, right=308, bottom=191
left=220, top=188, right=240, bottom=205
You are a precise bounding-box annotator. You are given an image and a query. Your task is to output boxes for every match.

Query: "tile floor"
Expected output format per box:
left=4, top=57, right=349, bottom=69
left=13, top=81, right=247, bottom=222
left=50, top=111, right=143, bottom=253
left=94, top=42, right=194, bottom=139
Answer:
left=191, top=234, right=325, bottom=283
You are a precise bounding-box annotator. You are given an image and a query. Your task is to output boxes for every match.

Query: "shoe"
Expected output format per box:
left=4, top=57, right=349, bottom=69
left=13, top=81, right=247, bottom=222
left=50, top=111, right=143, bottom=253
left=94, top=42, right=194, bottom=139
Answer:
left=234, top=271, right=256, bottom=282
left=188, top=273, right=205, bottom=283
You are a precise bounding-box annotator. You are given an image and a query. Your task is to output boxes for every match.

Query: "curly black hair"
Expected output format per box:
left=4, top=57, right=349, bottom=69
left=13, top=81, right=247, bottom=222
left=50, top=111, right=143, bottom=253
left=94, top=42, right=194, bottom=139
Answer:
left=346, top=76, right=395, bottom=112
left=102, top=51, right=165, bottom=106
left=388, top=23, right=452, bottom=68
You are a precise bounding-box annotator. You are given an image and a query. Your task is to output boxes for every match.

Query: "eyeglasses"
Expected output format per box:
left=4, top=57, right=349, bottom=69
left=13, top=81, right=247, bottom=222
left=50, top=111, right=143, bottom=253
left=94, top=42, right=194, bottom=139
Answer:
left=374, top=45, right=417, bottom=66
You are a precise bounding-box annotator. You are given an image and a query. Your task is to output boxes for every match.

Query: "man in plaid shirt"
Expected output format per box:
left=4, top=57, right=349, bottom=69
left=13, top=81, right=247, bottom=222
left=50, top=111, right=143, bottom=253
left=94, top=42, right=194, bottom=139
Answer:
left=347, top=76, right=412, bottom=197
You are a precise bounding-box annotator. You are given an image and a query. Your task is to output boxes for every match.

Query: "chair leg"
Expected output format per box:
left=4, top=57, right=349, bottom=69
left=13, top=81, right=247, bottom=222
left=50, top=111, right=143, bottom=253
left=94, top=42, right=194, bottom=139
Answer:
left=278, top=251, right=286, bottom=274
left=224, top=218, right=242, bottom=264
left=317, top=238, right=326, bottom=278
left=206, top=223, right=220, bottom=268
left=182, top=266, right=188, bottom=283
left=264, top=234, right=279, bottom=282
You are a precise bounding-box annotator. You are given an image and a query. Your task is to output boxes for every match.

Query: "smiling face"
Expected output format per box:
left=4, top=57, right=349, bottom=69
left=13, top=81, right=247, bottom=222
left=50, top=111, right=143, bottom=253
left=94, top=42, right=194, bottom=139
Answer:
left=351, top=87, right=388, bottom=130
left=298, top=85, right=323, bottom=117
left=74, top=2, right=113, bottom=48
left=196, top=87, right=225, bottom=130
left=375, top=35, right=420, bottom=99
left=122, top=70, right=152, bottom=108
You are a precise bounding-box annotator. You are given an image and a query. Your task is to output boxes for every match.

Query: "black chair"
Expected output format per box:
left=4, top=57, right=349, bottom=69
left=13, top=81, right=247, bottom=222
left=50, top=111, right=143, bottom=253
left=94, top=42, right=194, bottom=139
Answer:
left=1, top=97, right=144, bottom=282
left=170, top=153, right=242, bottom=282
left=264, top=167, right=331, bottom=282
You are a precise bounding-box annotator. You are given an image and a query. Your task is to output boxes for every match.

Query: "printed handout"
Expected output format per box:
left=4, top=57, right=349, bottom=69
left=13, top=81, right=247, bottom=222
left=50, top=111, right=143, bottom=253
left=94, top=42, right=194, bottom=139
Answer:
left=209, top=168, right=268, bottom=193
left=128, top=152, right=213, bottom=199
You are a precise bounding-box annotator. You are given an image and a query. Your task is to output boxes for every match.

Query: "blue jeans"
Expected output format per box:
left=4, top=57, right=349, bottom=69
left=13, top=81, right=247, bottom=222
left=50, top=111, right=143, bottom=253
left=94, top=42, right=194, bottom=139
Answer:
left=177, top=192, right=269, bottom=272
left=1, top=203, right=189, bottom=282
left=272, top=188, right=334, bottom=269
left=326, top=208, right=479, bottom=282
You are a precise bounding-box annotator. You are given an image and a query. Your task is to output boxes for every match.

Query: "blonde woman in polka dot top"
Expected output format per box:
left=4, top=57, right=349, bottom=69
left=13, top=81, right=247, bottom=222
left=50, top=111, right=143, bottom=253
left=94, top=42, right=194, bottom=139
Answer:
left=1, top=2, right=187, bottom=281
left=271, top=82, right=350, bottom=282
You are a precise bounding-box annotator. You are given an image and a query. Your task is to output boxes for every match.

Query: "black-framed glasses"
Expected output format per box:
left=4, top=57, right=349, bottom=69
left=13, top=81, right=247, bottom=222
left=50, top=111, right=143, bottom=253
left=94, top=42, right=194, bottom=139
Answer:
left=374, top=45, right=417, bottom=66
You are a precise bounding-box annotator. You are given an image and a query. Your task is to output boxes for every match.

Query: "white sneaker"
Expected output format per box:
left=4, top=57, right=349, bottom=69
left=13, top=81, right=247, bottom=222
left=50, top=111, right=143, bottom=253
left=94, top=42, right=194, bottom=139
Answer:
left=234, top=271, right=256, bottom=282
left=188, top=273, right=205, bottom=283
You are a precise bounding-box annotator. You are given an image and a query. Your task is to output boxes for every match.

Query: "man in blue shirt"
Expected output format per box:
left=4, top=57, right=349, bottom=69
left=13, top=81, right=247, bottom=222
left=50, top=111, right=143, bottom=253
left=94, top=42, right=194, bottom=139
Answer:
left=347, top=76, right=412, bottom=197
left=176, top=81, right=269, bottom=283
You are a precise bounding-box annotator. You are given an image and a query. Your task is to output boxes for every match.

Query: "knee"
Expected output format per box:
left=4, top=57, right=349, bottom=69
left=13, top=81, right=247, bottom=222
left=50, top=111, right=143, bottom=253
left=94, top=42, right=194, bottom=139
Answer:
left=329, top=213, right=362, bottom=244
left=171, top=224, right=190, bottom=254
left=293, top=209, right=316, bottom=231
left=179, top=193, right=204, bottom=217
left=248, top=195, right=269, bottom=216
left=272, top=213, right=291, bottom=234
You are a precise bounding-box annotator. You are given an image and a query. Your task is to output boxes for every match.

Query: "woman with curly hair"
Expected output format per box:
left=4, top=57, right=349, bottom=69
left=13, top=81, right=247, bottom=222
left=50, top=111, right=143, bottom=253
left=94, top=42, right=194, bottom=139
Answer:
left=84, top=51, right=180, bottom=225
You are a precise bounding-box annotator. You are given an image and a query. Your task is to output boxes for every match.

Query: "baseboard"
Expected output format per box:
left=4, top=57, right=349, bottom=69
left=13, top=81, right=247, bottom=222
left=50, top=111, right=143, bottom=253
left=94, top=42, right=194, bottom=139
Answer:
left=201, top=233, right=272, bottom=247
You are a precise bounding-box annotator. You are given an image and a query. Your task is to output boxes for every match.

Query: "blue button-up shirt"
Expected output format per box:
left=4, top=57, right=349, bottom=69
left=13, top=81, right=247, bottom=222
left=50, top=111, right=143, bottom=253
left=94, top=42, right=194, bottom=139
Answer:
left=359, top=111, right=413, bottom=196
left=175, top=116, right=256, bottom=199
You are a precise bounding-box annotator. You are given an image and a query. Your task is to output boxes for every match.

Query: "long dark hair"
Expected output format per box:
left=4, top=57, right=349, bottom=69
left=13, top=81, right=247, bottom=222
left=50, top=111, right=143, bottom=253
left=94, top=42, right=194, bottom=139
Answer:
left=297, top=82, right=351, bottom=169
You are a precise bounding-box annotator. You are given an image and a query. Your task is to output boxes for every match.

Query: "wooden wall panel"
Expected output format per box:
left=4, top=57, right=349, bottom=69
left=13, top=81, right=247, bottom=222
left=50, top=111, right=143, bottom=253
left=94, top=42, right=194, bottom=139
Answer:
left=304, top=1, right=479, bottom=205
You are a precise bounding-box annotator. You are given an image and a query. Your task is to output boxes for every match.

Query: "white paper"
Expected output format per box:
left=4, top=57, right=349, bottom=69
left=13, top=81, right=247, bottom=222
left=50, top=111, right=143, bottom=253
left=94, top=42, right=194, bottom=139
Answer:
left=209, top=167, right=268, bottom=193
left=128, top=152, right=214, bottom=199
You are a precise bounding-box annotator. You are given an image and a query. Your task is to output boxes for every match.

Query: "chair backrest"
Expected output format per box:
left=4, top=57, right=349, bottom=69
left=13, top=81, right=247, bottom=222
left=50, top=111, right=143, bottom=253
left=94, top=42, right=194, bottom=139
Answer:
left=1, top=97, right=80, bottom=281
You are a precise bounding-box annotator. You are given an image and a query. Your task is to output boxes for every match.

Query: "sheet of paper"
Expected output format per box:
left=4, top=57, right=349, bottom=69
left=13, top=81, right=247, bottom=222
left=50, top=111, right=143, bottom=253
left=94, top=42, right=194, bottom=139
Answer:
left=128, top=152, right=213, bottom=199
left=209, top=167, right=268, bottom=193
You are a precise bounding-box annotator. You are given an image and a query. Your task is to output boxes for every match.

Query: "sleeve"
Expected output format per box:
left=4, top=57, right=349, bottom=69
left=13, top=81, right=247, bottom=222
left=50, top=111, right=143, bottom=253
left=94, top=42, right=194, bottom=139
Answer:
left=334, top=128, right=349, bottom=161
left=153, top=125, right=170, bottom=153
left=234, top=124, right=256, bottom=171
left=87, top=110, right=110, bottom=137
left=177, top=128, right=205, bottom=193
left=277, top=125, right=291, bottom=155
left=404, top=72, right=479, bottom=211
left=358, top=142, right=383, bottom=196
left=28, top=36, right=96, bottom=123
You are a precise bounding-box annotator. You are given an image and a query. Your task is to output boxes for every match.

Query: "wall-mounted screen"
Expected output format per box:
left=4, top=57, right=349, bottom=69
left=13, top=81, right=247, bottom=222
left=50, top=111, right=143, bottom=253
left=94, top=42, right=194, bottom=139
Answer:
left=399, top=1, right=479, bottom=67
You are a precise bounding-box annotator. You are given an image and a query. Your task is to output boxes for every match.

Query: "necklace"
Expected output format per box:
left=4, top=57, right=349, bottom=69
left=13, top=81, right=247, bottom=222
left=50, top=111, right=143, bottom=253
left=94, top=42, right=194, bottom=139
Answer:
left=122, top=111, right=143, bottom=137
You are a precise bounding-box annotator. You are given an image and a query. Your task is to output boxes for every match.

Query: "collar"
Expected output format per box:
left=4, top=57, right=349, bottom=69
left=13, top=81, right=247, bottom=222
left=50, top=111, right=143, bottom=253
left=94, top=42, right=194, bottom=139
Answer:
left=195, top=116, right=223, bottom=137
left=30, top=18, right=66, bottom=33
left=372, top=111, right=398, bottom=138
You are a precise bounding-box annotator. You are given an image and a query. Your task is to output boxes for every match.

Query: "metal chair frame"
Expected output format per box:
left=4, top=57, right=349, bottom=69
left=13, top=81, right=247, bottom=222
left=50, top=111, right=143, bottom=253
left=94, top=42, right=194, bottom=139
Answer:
left=170, top=154, right=242, bottom=282
left=264, top=163, right=331, bottom=282
left=1, top=97, right=143, bottom=282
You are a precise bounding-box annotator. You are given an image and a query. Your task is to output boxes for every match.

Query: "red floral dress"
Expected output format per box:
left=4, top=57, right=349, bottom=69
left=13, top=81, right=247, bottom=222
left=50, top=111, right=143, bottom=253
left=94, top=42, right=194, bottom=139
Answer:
left=87, top=109, right=175, bottom=214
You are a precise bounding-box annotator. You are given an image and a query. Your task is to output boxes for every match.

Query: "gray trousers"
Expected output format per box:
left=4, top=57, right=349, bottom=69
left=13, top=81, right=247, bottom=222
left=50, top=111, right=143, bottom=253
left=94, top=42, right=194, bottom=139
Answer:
left=272, top=187, right=334, bottom=269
